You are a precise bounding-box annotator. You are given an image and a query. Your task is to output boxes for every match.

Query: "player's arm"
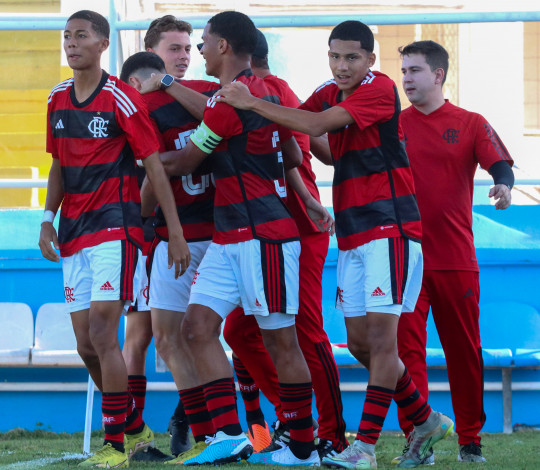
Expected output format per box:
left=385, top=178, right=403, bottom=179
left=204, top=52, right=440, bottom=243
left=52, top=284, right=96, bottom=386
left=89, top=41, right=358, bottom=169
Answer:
left=140, top=74, right=208, bottom=121
left=285, top=167, right=335, bottom=235
left=216, top=81, right=354, bottom=136
left=142, top=152, right=191, bottom=277
left=309, top=134, right=333, bottom=165
left=140, top=177, right=157, bottom=218
left=281, top=136, right=302, bottom=169
left=487, top=160, right=514, bottom=210
left=38, top=158, right=63, bottom=262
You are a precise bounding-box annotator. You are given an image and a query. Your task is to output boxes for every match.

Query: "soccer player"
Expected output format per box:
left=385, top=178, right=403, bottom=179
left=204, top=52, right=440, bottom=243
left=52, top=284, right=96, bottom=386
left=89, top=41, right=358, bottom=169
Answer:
left=216, top=20, right=455, bottom=469
left=121, top=15, right=204, bottom=459
left=38, top=10, right=189, bottom=468
left=120, top=50, right=221, bottom=465
left=150, top=10, right=335, bottom=467
left=222, top=28, right=348, bottom=459
left=395, top=40, right=514, bottom=464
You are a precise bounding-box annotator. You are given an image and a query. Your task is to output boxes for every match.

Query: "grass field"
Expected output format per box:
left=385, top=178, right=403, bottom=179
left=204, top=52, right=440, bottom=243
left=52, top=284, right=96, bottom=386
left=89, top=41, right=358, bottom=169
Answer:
left=1, top=429, right=539, bottom=469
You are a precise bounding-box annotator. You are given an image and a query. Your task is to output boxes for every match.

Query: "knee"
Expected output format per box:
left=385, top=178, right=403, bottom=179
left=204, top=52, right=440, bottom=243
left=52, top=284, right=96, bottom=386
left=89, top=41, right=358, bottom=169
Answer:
left=181, top=316, right=215, bottom=346
left=89, top=322, right=118, bottom=353
left=347, top=340, right=370, bottom=368
left=153, top=328, right=176, bottom=359
left=77, top=343, right=99, bottom=369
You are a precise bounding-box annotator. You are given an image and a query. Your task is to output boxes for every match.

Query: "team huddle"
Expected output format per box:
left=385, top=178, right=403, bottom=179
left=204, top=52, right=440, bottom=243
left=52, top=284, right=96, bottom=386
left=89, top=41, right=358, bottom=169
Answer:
left=38, top=8, right=514, bottom=469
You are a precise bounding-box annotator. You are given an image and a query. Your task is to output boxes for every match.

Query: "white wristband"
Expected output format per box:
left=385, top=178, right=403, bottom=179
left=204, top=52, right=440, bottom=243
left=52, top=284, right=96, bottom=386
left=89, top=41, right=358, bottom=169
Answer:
left=42, top=210, right=55, bottom=224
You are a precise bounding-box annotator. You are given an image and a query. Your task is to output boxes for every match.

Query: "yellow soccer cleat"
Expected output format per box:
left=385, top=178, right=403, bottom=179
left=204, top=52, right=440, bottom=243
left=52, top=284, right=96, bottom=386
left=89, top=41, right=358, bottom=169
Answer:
left=164, top=441, right=208, bottom=465
left=78, top=442, right=129, bottom=468
left=124, top=424, right=154, bottom=459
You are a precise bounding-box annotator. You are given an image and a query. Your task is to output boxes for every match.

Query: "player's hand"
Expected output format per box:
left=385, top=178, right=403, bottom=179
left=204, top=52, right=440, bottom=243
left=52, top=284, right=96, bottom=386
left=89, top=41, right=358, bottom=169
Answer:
left=167, top=232, right=191, bottom=278
left=305, top=199, right=335, bottom=236
left=214, top=82, right=254, bottom=109
left=38, top=222, right=60, bottom=262
left=489, top=184, right=512, bottom=210
left=140, top=73, right=164, bottom=95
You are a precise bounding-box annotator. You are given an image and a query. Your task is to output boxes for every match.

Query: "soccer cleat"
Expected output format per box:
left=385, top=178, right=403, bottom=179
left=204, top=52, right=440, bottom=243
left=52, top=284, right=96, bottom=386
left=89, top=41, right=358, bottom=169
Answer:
left=397, top=412, right=454, bottom=468
left=458, top=442, right=486, bottom=462
left=168, top=415, right=192, bottom=456
left=317, top=439, right=346, bottom=460
left=183, top=431, right=253, bottom=465
left=164, top=441, right=208, bottom=465
left=124, top=423, right=154, bottom=459
left=248, top=421, right=273, bottom=452
left=391, top=432, right=434, bottom=466
left=129, top=446, right=173, bottom=462
left=248, top=444, right=321, bottom=466
left=78, top=442, right=128, bottom=468
left=322, top=440, right=377, bottom=469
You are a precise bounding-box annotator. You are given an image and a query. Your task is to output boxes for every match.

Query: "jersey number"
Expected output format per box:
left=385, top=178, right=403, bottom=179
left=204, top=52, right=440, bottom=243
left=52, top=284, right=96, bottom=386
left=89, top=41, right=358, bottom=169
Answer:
left=272, top=131, right=287, bottom=198
left=175, top=129, right=214, bottom=195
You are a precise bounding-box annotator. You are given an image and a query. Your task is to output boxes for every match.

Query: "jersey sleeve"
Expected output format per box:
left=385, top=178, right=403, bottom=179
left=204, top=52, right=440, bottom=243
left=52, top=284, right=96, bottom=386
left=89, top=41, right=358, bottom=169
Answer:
left=46, top=99, right=58, bottom=159
left=113, top=82, right=160, bottom=160
left=338, top=75, right=396, bottom=130
left=472, top=114, right=514, bottom=170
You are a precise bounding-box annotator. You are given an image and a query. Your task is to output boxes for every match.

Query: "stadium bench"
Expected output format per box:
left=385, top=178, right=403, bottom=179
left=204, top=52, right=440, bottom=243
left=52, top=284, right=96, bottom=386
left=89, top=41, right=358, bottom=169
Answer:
left=0, top=302, right=34, bottom=366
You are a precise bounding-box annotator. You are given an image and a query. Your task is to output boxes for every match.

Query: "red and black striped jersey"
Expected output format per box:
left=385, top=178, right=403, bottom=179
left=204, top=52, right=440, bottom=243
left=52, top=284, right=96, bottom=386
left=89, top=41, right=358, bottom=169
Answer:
left=300, top=71, right=421, bottom=250
left=191, top=69, right=299, bottom=245
left=141, top=79, right=220, bottom=242
left=262, top=74, right=322, bottom=236
left=401, top=100, right=513, bottom=271
left=46, top=71, right=160, bottom=257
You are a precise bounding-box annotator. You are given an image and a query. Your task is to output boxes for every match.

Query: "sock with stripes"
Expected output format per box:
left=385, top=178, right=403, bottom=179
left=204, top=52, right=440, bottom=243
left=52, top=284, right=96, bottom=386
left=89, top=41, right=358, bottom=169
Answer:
left=128, top=375, right=147, bottom=416
left=233, top=355, right=265, bottom=427
left=394, top=368, right=432, bottom=426
left=180, top=386, right=216, bottom=442
left=279, top=382, right=315, bottom=459
left=204, top=377, right=243, bottom=436
left=124, top=392, right=145, bottom=435
left=356, top=385, right=394, bottom=445
left=102, top=391, right=128, bottom=452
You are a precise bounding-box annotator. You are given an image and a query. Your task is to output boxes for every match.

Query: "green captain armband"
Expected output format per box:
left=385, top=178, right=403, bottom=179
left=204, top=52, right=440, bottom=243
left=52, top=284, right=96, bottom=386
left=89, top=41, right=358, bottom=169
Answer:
left=190, top=121, right=223, bottom=154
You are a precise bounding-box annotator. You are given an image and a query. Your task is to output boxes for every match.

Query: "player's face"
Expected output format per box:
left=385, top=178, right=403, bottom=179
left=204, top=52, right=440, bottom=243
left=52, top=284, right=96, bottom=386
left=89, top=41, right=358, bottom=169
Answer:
left=401, top=53, right=439, bottom=107
left=64, top=19, right=108, bottom=71
left=199, top=24, right=221, bottom=78
left=149, top=30, right=191, bottom=79
left=328, top=39, right=375, bottom=99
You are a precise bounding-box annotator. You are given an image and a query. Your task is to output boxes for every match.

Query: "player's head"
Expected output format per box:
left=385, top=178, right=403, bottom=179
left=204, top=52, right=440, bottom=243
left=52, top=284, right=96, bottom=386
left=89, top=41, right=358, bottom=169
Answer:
left=120, top=51, right=166, bottom=90
left=144, top=15, right=192, bottom=78
left=327, top=21, right=376, bottom=98
left=64, top=10, right=110, bottom=71
left=251, top=29, right=269, bottom=70
left=200, top=11, right=257, bottom=77
left=399, top=40, right=448, bottom=107
left=399, top=40, right=449, bottom=84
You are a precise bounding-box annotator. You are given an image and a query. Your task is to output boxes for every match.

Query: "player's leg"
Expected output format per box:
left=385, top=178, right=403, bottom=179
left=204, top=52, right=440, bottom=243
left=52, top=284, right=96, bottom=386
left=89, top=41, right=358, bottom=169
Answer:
left=430, top=270, right=486, bottom=462
left=396, top=283, right=431, bottom=437
left=294, top=231, right=348, bottom=455
left=181, top=242, right=253, bottom=465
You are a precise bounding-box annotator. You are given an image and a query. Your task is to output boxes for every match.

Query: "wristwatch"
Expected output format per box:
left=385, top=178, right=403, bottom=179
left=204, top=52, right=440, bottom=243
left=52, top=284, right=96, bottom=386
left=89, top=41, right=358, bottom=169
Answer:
left=160, top=73, right=175, bottom=90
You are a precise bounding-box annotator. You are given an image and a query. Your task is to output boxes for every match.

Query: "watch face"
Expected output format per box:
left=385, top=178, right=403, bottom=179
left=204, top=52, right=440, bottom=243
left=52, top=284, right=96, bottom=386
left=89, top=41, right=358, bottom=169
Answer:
left=161, top=74, right=174, bottom=88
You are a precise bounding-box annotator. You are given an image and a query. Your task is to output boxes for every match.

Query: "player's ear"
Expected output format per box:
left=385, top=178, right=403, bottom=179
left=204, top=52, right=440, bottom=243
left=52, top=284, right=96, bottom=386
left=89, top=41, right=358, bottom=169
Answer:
left=99, top=37, right=110, bottom=53
left=368, top=52, right=376, bottom=67
left=434, top=67, right=445, bottom=85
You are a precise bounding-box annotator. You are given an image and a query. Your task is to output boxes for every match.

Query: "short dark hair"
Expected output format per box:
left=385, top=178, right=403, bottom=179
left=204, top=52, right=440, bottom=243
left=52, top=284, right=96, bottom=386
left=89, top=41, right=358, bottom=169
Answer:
left=399, top=40, right=449, bottom=84
left=67, top=10, right=110, bottom=39
left=120, top=51, right=166, bottom=83
left=207, top=11, right=257, bottom=56
left=144, top=15, right=193, bottom=50
left=328, top=20, right=374, bottom=53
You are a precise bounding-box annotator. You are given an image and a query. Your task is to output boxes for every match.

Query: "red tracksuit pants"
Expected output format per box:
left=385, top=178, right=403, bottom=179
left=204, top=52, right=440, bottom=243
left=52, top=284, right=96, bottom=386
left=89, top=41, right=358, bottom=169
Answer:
left=397, top=270, right=486, bottom=445
left=223, top=231, right=347, bottom=448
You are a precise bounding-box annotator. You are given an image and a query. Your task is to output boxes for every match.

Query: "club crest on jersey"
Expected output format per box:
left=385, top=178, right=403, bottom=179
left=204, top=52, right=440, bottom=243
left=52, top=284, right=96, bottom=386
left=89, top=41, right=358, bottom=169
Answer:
left=88, top=116, right=109, bottom=138
left=442, top=128, right=459, bottom=143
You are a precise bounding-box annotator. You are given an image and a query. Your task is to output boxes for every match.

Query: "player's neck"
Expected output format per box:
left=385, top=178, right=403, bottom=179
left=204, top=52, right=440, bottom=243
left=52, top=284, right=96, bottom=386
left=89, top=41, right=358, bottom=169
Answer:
left=413, top=93, right=445, bottom=115
left=72, top=66, right=104, bottom=103
left=219, top=57, right=252, bottom=85
left=252, top=67, right=271, bottom=79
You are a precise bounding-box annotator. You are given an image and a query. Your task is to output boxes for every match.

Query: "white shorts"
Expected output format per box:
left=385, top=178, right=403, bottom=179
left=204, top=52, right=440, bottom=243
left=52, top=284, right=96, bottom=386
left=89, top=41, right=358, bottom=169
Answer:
left=129, top=251, right=150, bottom=312
left=189, top=240, right=300, bottom=328
left=149, top=239, right=211, bottom=312
left=336, top=237, right=423, bottom=317
left=62, top=240, right=138, bottom=313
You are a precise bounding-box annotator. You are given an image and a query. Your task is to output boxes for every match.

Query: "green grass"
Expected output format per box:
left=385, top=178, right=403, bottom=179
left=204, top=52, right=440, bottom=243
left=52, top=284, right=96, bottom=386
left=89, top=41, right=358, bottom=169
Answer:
left=0, top=429, right=539, bottom=469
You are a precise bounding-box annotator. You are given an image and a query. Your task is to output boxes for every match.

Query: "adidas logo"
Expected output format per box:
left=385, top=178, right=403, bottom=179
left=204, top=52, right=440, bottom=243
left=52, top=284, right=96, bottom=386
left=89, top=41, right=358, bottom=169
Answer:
left=55, top=119, right=64, bottom=129
left=371, top=287, right=385, bottom=297
left=463, top=288, right=474, bottom=298
left=100, top=281, right=114, bottom=291
left=255, top=298, right=261, bottom=307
